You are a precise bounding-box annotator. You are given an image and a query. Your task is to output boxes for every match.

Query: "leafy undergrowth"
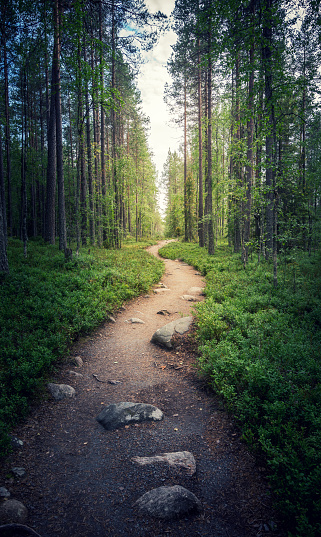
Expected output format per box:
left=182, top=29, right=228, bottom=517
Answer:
left=0, top=238, right=164, bottom=458
left=159, top=241, right=321, bottom=537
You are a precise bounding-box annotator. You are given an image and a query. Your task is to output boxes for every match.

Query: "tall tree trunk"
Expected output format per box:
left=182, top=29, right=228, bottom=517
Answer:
left=85, top=43, right=95, bottom=245
left=263, top=0, right=274, bottom=259
left=197, top=35, right=204, bottom=248
left=184, top=74, right=188, bottom=242
left=21, top=69, right=28, bottom=258
left=45, top=61, right=56, bottom=244
left=2, top=25, right=11, bottom=238
left=243, top=3, right=255, bottom=267
left=54, top=0, right=67, bottom=252
left=0, top=124, right=9, bottom=273
left=77, top=36, right=87, bottom=246
left=99, top=0, right=107, bottom=243
left=111, top=0, right=119, bottom=248
left=233, top=54, right=241, bottom=253
left=206, top=23, right=214, bottom=255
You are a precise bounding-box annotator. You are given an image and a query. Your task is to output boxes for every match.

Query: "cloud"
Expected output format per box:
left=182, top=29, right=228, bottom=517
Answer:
left=137, top=0, right=180, bottom=186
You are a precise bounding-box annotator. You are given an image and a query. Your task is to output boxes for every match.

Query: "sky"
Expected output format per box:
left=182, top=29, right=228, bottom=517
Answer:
left=136, top=0, right=180, bottom=212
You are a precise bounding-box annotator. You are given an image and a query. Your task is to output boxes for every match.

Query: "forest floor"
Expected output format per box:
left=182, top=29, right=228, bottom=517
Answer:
left=0, top=241, right=285, bottom=537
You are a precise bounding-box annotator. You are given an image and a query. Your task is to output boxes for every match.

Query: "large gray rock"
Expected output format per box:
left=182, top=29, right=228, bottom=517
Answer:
left=132, top=451, right=196, bottom=476
left=0, top=500, right=28, bottom=524
left=96, top=402, right=163, bottom=431
left=48, top=383, right=76, bottom=401
left=134, top=485, right=202, bottom=520
left=151, top=316, right=193, bottom=349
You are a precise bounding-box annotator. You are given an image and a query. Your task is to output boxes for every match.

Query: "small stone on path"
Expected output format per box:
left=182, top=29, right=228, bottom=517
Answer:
left=154, top=288, right=171, bottom=293
left=10, top=437, right=23, bottom=450
left=68, top=371, right=83, bottom=378
left=48, top=383, right=76, bottom=400
left=96, top=402, right=163, bottom=431
left=151, top=317, right=193, bottom=349
left=11, top=468, right=26, bottom=479
left=0, top=487, right=10, bottom=498
left=134, top=485, right=202, bottom=520
left=187, top=287, right=205, bottom=295
left=0, top=500, right=28, bottom=524
left=71, top=356, right=83, bottom=367
left=132, top=451, right=196, bottom=476
left=125, top=318, right=145, bottom=324
left=181, top=295, right=200, bottom=302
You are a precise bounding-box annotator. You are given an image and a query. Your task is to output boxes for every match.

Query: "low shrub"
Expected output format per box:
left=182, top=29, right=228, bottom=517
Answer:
left=160, top=241, right=321, bottom=537
left=0, top=239, right=164, bottom=457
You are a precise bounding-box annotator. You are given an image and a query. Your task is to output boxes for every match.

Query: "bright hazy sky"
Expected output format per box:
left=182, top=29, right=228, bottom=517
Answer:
left=136, top=0, right=179, bottom=210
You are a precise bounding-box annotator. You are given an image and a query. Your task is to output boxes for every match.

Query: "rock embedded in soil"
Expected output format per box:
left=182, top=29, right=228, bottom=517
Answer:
left=96, top=402, right=163, bottom=431
left=47, top=383, right=76, bottom=401
left=151, top=316, right=193, bottom=349
left=187, top=287, right=205, bottom=295
left=132, top=451, right=196, bottom=476
left=71, top=356, right=83, bottom=367
left=0, top=488, right=10, bottom=499
left=0, top=500, right=28, bottom=524
left=181, top=295, right=200, bottom=302
left=11, top=468, right=26, bottom=479
left=10, top=437, right=23, bottom=450
left=134, top=485, right=202, bottom=520
left=68, top=371, right=83, bottom=378
left=125, top=318, right=145, bottom=324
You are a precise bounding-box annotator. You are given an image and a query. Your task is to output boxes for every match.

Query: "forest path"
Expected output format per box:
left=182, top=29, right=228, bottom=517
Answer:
left=1, top=241, right=281, bottom=537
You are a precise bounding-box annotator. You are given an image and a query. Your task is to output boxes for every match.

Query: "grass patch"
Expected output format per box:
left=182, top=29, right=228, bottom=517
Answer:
left=0, top=238, right=164, bottom=457
left=159, top=241, right=321, bottom=537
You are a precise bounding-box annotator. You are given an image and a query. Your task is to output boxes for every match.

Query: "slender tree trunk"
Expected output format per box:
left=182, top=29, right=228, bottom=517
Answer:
left=77, top=36, right=87, bottom=246
left=243, top=4, right=255, bottom=267
left=184, top=74, right=188, bottom=242
left=197, top=37, right=204, bottom=247
left=84, top=44, right=95, bottom=245
left=234, top=54, right=241, bottom=253
left=111, top=0, right=119, bottom=248
left=0, top=124, right=9, bottom=273
left=206, top=24, right=214, bottom=255
left=99, top=0, right=107, bottom=244
left=21, top=70, right=28, bottom=258
left=263, top=0, right=274, bottom=259
left=54, top=0, right=67, bottom=252
left=2, top=29, right=11, bottom=238
left=45, top=61, right=56, bottom=244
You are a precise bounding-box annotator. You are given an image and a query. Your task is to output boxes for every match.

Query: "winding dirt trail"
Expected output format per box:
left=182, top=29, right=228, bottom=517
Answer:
left=1, top=241, right=282, bottom=537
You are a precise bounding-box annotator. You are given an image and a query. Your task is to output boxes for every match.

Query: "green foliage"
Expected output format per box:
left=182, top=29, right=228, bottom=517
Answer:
left=0, top=239, right=164, bottom=457
left=160, top=241, right=321, bottom=537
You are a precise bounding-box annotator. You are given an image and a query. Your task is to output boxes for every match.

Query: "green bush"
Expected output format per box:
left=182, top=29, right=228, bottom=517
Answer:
left=0, top=240, right=164, bottom=456
left=160, top=241, right=321, bottom=537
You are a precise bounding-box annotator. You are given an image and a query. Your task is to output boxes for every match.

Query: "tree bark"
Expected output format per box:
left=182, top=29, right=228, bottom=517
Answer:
left=44, top=56, right=56, bottom=244
left=197, top=35, right=204, bottom=247
left=206, top=22, right=214, bottom=256
left=243, top=3, right=255, bottom=267
left=0, top=124, right=9, bottom=273
left=263, top=0, right=274, bottom=259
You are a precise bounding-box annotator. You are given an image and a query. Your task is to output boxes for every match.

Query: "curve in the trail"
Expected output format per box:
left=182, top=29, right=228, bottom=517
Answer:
left=0, top=241, right=279, bottom=537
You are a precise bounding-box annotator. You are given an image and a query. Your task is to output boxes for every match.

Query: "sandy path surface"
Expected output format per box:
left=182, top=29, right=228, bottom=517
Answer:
left=0, top=241, right=282, bottom=537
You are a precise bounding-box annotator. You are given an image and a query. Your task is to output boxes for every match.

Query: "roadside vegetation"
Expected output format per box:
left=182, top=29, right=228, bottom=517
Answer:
left=0, top=238, right=164, bottom=458
left=159, top=240, right=321, bottom=537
